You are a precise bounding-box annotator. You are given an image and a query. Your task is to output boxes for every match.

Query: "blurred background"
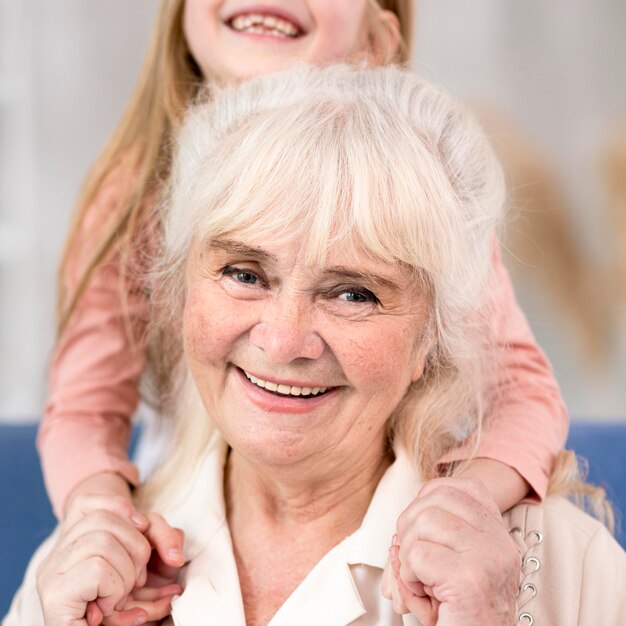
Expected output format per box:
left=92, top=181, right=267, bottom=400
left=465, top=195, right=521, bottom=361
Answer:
left=0, top=0, right=624, bottom=422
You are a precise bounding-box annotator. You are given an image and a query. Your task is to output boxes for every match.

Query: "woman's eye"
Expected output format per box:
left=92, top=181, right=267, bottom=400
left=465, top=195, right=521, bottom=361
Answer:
left=222, top=266, right=262, bottom=285
left=337, top=288, right=378, bottom=304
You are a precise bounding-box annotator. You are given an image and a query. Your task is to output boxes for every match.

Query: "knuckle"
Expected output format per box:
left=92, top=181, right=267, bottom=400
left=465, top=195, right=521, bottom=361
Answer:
left=90, top=529, right=119, bottom=554
left=89, top=554, right=115, bottom=580
left=134, top=536, right=153, bottom=563
left=405, top=540, right=430, bottom=570
left=395, top=507, right=413, bottom=538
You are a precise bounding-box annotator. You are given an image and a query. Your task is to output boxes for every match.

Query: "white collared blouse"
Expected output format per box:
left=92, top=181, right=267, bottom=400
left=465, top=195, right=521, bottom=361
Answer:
left=6, top=434, right=626, bottom=626
left=162, top=434, right=421, bottom=626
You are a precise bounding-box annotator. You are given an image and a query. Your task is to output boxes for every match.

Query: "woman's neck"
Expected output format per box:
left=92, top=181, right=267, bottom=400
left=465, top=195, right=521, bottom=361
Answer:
left=224, top=443, right=393, bottom=626
left=224, top=444, right=393, bottom=538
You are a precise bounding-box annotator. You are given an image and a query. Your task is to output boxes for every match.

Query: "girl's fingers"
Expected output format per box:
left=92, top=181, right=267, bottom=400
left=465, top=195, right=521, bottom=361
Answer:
left=100, top=607, right=149, bottom=626
left=391, top=544, right=429, bottom=604
left=144, top=513, right=186, bottom=568
left=144, top=551, right=181, bottom=588
left=131, top=584, right=184, bottom=602
left=403, top=593, right=439, bottom=626
left=120, top=594, right=177, bottom=622
left=86, top=601, right=103, bottom=626
left=103, top=585, right=183, bottom=626
left=388, top=545, right=410, bottom=614
left=381, top=558, right=394, bottom=601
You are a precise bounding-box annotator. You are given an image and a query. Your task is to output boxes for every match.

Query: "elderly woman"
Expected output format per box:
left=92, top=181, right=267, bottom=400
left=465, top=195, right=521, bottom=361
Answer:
left=6, top=65, right=626, bottom=626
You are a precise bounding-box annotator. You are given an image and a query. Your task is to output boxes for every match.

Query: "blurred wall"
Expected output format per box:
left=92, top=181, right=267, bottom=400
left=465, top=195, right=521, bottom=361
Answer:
left=0, top=0, right=157, bottom=418
left=0, top=0, right=624, bottom=420
left=414, top=0, right=626, bottom=417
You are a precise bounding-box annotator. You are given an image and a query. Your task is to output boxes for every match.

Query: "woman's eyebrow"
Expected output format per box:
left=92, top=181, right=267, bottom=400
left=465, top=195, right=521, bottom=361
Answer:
left=209, top=238, right=277, bottom=263
left=323, top=266, right=401, bottom=291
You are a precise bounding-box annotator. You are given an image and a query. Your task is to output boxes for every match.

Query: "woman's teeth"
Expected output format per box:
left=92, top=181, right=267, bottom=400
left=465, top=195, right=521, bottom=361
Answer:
left=230, top=14, right=300, bottom=38
left=244, top=371, right=328, bottom=397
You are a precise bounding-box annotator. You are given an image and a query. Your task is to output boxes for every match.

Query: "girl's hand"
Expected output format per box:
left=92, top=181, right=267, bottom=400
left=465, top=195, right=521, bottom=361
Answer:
left=382, top=478, right=521, bottom=626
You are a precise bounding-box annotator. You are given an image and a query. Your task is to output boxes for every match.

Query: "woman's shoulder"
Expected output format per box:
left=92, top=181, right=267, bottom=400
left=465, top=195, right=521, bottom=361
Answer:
left=503, top=496, right=626, bottom=626
left=506, top=494, right=616, bottom=542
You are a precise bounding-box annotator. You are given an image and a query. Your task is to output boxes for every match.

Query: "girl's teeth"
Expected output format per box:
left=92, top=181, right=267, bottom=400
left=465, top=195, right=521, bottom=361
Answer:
left=230, top=14, right=299, bottom=37
left=243, top=371, right=328, bottom=397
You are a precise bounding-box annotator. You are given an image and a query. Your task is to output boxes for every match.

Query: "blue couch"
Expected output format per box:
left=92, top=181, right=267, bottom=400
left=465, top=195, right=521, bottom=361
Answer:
left=1, top=421, right=625, bottom=618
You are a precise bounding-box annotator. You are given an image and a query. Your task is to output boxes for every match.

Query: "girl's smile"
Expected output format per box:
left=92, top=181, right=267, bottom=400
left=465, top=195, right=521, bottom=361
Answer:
left=224, top=6, right=307, bottom=39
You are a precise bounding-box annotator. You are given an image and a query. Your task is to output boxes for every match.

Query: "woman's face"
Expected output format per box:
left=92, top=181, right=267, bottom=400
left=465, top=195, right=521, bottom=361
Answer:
left=183, top=230, right=431, bottom=471
left=183, top=0, right=399, bottom=81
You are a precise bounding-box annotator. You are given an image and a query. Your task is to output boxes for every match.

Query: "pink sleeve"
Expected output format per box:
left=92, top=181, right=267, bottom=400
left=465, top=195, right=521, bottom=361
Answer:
left=439, top=237, right=569, bottom=500
left=38, top=167, right=148, bottom=519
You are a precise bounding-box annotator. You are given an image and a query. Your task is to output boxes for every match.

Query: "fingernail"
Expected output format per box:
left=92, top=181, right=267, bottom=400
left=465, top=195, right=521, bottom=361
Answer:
left=135, top=615, right=147, bottom=625
left=392, top=533, right=398, bottom=546
left=389, top=544, right=400, bottom=561
left=168, top=548, right=184, bottom=562
left=131, top=512, right=149, bottom=527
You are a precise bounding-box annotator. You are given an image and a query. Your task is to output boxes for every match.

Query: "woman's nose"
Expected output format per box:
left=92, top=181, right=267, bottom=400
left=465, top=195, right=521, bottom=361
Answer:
left=249, top=294, right=325, bottom=364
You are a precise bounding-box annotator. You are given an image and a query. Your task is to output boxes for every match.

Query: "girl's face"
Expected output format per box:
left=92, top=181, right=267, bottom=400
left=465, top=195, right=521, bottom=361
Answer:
left=183, top=0, right=400, bottom=82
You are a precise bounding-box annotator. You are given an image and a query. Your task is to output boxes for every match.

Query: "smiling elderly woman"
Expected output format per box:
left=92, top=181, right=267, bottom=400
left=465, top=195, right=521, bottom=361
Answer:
left=7, top=65, right=626, bottom=626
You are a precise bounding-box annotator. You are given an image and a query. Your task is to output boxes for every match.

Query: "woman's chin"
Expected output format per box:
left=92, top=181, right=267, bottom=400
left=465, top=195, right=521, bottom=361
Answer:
left=212, top=367, right=344, bottom=466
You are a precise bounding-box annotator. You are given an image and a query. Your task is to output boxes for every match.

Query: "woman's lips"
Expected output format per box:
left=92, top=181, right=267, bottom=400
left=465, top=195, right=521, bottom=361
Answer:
left=235, top=367, right=338, bottom=414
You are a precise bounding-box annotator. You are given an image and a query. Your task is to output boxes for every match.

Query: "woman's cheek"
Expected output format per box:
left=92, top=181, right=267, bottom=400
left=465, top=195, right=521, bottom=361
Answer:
left=183, top=287, right=230, bottom=363
left=338, top=322, right=415, bottom=390
left=182, top=284, right=259, bottom=363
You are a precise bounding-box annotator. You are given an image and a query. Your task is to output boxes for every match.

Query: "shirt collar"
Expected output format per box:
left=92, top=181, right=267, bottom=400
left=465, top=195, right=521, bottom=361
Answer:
left=164, top=436, right=422, bottom=626
left=160, top=431, right=229, bottom=561
left=346, top=449, right=422, bottom=570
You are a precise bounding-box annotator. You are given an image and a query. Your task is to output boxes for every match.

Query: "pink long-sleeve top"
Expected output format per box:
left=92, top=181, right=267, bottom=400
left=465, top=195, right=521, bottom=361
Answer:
left=39, top=165, right=569, bottom=519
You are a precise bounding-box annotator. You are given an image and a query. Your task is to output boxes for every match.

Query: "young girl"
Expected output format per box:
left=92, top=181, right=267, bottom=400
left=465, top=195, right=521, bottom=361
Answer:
left=36, top=0, right=567, bottom=622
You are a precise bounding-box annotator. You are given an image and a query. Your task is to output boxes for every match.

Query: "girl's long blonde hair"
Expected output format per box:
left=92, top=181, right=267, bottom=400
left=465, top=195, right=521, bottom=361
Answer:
left=56, top=0, right=414, bottom=337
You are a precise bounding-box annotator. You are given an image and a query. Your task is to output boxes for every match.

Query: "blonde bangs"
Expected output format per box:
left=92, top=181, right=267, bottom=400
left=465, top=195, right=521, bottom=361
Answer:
left=167, top=85, right=469, bottom=288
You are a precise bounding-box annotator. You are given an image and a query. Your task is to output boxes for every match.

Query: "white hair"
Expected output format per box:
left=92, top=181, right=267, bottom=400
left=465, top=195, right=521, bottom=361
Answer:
left=143, top=64, right=506, bottom=507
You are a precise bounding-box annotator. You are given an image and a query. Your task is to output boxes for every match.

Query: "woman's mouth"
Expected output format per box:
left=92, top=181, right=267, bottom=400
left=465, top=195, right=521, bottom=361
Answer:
left=242, top=369, right=332, bottom=397
left=226, top=11, right=304, bottom=39
left=234, top=367, right=338, bottom=414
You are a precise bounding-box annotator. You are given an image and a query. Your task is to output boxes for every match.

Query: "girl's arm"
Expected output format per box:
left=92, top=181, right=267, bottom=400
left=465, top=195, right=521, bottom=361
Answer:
left=439, top=237, right=569, bottom=509
left=38, top=163, right=147, bottom=520
left=39, top=254, right=145, bottom=519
